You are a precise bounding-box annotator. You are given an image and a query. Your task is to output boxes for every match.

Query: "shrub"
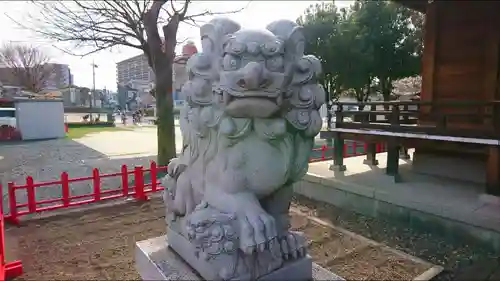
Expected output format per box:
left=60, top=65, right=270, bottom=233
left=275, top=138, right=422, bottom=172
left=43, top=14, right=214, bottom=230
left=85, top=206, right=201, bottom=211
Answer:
left=67, top=122, right=115, bottom=128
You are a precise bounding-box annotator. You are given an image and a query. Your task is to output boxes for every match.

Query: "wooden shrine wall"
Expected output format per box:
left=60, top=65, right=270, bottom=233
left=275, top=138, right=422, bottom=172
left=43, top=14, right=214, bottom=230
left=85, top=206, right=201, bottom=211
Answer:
left=416, top=1, right=500, bottom=158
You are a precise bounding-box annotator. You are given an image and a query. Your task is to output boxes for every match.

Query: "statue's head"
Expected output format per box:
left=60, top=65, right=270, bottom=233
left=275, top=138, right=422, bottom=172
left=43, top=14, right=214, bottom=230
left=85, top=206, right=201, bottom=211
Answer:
left=183, top=18, right=325, bottom=137
left=216, top=20, right=307, bottom=119
left=217, top=29, right=286, bottom=118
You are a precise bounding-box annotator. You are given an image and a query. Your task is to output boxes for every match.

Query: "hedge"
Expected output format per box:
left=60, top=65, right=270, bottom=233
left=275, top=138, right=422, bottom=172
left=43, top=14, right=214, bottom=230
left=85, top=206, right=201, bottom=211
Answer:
left=66, top=122, right=115, bottom=128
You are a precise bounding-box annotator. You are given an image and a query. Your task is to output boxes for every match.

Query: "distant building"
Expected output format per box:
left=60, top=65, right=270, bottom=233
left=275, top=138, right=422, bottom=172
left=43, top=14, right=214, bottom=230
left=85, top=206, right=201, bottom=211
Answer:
left=117, top=80, right=155, bottom=111
left=43, top=63, right=72, bottom=89
left=116, top=54, right=155, bottom=86
left=0, top=63, right=72, bottom=90
left=173, top=41, right=198, bottom=101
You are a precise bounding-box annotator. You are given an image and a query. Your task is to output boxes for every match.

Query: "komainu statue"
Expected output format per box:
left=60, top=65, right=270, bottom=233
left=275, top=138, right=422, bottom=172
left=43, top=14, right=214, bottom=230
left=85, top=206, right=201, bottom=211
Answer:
left=162, top=18, right=325, bottom=281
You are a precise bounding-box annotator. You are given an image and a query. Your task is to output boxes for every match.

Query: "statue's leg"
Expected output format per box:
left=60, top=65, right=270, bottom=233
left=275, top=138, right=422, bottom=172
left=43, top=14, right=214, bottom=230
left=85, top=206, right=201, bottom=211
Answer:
left=165, top=172, right=195, bottom=216
left=203, top=185, right=278, bottom=255
left=261, top=186, right=307, bottom=260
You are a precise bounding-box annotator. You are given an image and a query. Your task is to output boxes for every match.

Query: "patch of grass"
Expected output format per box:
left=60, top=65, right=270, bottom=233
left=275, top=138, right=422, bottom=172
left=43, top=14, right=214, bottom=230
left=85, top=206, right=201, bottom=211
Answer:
left=66, top=126, right=128, bottom=139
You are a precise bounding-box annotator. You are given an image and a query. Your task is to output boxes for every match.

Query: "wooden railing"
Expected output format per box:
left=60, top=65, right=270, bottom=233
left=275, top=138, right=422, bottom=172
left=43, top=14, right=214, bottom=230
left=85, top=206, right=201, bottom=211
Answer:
left=327, top=100, right=500, bottom=140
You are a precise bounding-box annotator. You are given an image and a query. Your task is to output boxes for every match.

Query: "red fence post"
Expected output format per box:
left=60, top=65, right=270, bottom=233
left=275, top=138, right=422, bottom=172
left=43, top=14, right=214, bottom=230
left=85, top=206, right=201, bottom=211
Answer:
left=121, top=165, right=129, bottom=196
left=6, top=183, right=18, bottom=225
left=134, top=166, right=147, bottom=201
left=92, top=168, right=101, bottom=201
left=1, top=203, right=5, bottom=277
left=25, top=176, right=36, bottom=214
left=343, top=143, right=347, bottom=157
left=320, top=145, right=326, bottom=161
left=150, top=161, right=157, bottom=191
left=61, top=172, right=70, bottom=207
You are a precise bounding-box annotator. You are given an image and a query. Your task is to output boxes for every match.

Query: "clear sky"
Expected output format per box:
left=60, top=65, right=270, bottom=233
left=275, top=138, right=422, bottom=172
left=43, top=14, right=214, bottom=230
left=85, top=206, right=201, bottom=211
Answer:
left=0, top=1, right=353, bottom=91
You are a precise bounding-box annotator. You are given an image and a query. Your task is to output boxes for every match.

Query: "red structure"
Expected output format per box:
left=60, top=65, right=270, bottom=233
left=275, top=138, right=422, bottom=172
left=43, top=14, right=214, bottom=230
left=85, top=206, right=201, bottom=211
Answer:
left=1, top=195, right=22, bottom=281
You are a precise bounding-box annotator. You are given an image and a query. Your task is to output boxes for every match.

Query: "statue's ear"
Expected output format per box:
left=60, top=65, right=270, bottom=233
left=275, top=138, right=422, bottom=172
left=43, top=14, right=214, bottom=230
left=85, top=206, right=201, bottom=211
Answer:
left=266, top=20, right=305, bottom=60
left=200, top=18, right=241, bottom=57
left=200, top=23, right=217, bottom=55
left=286, top=26, right=305, bottom=59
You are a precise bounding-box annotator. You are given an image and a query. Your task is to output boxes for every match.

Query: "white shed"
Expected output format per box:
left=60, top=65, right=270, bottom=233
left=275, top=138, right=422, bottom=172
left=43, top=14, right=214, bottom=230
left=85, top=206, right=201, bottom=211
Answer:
left=13, top=99, right=65, bottom=140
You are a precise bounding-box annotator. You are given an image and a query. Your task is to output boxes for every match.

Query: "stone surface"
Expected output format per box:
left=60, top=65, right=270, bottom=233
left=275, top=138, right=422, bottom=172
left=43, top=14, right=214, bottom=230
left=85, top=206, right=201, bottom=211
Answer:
left=135, top=236, right=344, bottom=281
left=160, top=17, right=326, bottom=280
left=412, top=151, right=485, bottom=184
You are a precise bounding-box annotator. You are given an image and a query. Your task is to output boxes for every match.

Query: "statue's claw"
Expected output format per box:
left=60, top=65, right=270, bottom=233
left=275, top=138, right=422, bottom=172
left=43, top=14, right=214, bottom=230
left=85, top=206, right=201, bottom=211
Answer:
left=167, top=158, right=187, bottom=180
left=238, top=211, right=278, bottom=254
left=279, top=231, right=307, bottom=260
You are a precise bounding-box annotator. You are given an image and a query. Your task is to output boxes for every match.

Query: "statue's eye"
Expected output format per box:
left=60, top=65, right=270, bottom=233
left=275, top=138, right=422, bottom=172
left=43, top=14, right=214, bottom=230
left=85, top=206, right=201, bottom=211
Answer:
left=222, top=54, right=241, bottom=71
left=266, top=56, right=284, bottom=72
left=262, top=40, right=283, bottom=56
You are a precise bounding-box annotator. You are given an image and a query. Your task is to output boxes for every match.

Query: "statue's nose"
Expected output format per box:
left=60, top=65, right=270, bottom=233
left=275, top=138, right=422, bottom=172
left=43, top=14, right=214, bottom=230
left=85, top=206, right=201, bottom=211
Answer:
left=237, top=62, right=267, bottom=90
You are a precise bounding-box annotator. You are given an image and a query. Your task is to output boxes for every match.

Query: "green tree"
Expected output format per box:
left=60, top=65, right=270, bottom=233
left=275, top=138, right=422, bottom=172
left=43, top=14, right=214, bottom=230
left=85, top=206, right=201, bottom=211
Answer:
left=351, top=0, right=422, bottom=102
left=297, top=2, right=341, bottom=102
left=298, top=3, right=374, bottom=104
left=331, top=10, right=373, bottom=103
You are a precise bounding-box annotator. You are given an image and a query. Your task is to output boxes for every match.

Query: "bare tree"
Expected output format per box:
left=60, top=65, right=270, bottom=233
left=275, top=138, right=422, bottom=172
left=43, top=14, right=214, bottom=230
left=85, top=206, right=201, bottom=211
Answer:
left=0, top=43, right=54, bottom=93
left=10, top=0, right=244, bottom=165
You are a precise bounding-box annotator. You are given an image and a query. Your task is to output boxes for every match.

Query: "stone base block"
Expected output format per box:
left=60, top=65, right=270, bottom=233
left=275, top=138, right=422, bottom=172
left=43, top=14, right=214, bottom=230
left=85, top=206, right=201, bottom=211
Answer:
left=135, top=235, right=344, bottom=281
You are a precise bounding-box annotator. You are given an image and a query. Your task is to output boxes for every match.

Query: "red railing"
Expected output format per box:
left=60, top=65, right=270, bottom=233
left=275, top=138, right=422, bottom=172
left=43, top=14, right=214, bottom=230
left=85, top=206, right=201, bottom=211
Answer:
left=309, top=141, right=387, bottom=162
left=1, top=188, right=22, bottom=281
left=5, top=161, right=168, bottom=225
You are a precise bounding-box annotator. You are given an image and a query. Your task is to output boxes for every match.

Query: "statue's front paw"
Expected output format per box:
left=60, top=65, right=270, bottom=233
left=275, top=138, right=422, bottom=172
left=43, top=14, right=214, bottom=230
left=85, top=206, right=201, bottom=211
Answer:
left=279, top=231, right=307, bottom=260
left=238, top=210, right=278, bottom=254
left=167, top=158, right=187, bottom=179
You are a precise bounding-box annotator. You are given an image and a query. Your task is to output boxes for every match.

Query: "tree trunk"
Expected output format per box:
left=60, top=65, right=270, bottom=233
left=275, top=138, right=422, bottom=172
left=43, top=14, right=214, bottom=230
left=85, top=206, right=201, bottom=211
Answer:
left=144, top=3, right=179, bottom=166
left=155, top=72, right=176, bottom=165
left=380, top=77, right=392, bottom=111
left=155, top=19, right=179, bottom=166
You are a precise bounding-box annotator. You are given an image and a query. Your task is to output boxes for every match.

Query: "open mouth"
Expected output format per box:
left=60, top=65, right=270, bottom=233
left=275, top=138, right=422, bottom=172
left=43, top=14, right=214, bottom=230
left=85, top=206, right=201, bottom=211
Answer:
left=221, top=90, right=283, bottom=118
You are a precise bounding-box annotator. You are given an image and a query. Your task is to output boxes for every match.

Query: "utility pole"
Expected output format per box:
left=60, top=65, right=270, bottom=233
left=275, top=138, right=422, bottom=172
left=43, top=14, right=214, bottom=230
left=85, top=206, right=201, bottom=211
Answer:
left=90, top=62, right=98, bottom=121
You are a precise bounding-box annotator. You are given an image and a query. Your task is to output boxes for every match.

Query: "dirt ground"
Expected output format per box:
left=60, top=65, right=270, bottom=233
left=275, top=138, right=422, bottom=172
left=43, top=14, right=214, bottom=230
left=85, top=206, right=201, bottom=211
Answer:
left=6, top=198, right=433, bottom=281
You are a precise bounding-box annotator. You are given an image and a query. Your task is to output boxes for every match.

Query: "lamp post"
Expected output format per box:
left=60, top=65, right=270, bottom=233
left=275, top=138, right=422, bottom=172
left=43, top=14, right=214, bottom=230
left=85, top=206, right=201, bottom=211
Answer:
left=89, top=62, right=98, bottom=121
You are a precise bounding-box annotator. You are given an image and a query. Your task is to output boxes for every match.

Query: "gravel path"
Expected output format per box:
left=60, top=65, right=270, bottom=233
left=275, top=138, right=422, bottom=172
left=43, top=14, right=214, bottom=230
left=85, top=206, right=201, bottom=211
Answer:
left=0, top=131, right=162, bottom=216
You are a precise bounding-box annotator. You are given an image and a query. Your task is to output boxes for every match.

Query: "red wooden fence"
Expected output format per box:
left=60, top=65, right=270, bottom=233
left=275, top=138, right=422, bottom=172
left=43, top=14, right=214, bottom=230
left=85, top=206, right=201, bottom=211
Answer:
left=4, top=162, right=168, bottom=225
left=309, top=141, right=387, bottom=162
left=1, top=189, right=22, bottom=281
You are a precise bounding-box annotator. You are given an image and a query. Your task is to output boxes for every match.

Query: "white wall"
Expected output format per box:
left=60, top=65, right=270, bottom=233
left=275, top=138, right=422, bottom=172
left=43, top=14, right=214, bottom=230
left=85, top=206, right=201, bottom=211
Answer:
left=16, top=101, right=65, bottom=140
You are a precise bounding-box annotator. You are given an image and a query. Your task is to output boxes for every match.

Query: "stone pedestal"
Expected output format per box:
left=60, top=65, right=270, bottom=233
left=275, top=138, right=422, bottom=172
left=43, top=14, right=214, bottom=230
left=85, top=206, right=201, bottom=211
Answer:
left=135, top=236, right=344, bottom=281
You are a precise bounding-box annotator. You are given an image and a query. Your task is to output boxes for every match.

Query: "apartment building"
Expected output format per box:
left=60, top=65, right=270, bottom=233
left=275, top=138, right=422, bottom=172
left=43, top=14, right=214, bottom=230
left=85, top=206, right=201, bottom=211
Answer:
left=43, top=63, right=72, bottom=90
left=116, top=54, right=155, bottom=86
